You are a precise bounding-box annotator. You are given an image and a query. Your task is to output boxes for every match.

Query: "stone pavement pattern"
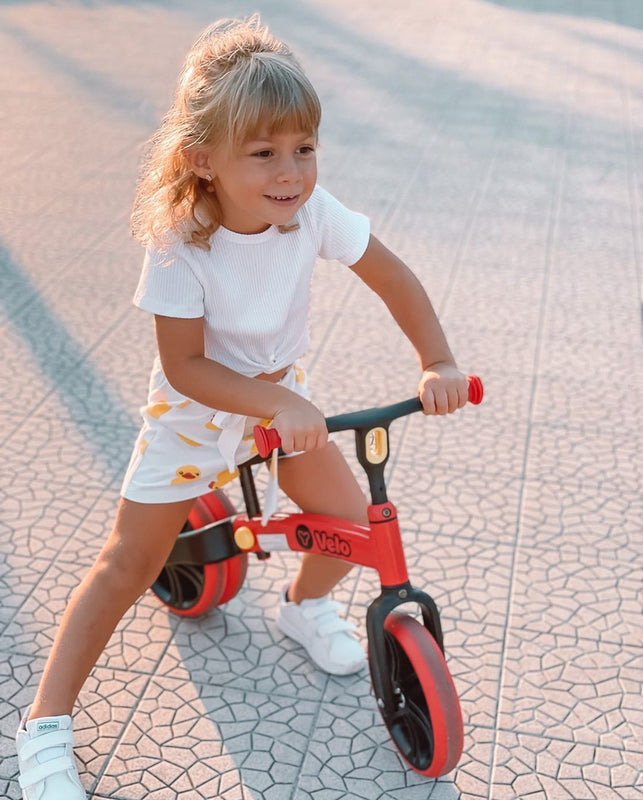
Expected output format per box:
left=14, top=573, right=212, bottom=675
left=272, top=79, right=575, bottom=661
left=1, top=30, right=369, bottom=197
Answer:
left=1, top=0, right=642, bottom=798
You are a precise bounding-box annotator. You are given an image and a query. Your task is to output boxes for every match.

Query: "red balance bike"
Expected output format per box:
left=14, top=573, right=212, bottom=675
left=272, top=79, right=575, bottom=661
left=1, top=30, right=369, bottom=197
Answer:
left=151, top=376, right=484, bottom=777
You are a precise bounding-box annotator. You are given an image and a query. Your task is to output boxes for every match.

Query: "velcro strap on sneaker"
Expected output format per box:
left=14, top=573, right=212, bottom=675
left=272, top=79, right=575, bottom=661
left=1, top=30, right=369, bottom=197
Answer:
left=318, top=618, right=357, bottom=637
left=18, top=755, right=75, bottom=789
left=302, top=601, right=343, bottom=621
left=19, top=728, right=74, bottom=761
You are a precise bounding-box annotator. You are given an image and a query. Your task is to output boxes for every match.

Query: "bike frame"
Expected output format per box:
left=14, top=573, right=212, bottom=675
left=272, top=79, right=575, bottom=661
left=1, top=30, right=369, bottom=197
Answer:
left=166, top=393, right=459, bottom=715
left=231, top=502, right=405, bottom=586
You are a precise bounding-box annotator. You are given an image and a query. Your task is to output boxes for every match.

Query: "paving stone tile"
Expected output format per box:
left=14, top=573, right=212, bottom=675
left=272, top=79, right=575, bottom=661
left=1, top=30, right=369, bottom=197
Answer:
left=83, top=306, right=158, bottom=410
left=531, top=350, right=643, bottom=432
left=0, top=330, right=48, bottom=441
left=445, top=220, right=549, bottom=322
left=499, top=629, right=643, bottom=753
left=0, top=209, right=133, bottom=308
left=539, top=255, right=639, bottom=351
left=510, top=541, right=642, bottom=646
left=96, top=675, right=318, bottom=800
left=296, top=703, right=429, bottom=798
left=491, top=730, right=643, bottom=800
left=308, top=306, right=419, bottom=414
left=2, top=555, right=92, bottom=653
left=389, top=468, right=523, bottom=546
left=520, top=478, right=641, bottom=562
left=526, top=419, right=642, bottom=494
left=444, top=620, right=504, bottom=733
left=3, top=141, right=131, bottom=228
left=0, top=551, right=53, bottom=632
left=391, top=392, right=529, bottom=482
left=97, top=594, right=181, bottom=677
left=405, top=535, right=512, bottom=628
left=0, top=482, right=119, bottom=631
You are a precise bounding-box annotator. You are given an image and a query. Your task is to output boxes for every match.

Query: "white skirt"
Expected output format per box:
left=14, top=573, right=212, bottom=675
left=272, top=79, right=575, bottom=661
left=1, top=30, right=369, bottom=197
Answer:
left=120, top=359, right=310, bottom=505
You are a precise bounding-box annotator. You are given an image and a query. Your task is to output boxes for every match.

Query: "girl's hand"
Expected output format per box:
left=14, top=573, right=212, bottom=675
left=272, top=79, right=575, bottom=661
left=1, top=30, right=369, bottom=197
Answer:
left=418, top=363, right=469, bottom=415
left=271, top=395, right=328, bottom=454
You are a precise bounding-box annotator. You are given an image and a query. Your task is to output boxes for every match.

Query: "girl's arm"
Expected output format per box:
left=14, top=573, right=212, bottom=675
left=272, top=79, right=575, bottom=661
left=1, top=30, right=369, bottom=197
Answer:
left=349, top=235, right=469, bottom=414
left=154, top=315, right=327, bottom=453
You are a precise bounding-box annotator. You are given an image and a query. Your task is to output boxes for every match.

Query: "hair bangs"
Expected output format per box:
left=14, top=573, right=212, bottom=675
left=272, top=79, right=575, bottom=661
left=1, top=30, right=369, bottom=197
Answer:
left=227, top=54, right=321, bottom=147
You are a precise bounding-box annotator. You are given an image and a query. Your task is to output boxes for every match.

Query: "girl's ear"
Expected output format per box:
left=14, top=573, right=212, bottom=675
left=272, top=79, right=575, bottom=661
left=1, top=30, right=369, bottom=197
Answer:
left=184, top=147, right=215, bottom=179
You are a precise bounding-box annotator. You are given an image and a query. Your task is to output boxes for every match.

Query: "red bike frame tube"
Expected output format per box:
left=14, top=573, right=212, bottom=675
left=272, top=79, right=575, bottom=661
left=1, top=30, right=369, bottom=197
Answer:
left=233, top=502, right=409, bottom=587
left=367, top=502, right=409, bottom=586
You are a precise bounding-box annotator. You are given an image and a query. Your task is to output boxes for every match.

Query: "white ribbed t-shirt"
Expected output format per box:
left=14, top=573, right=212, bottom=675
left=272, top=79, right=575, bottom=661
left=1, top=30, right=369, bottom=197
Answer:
left=134, top=184, right=370, bottom=377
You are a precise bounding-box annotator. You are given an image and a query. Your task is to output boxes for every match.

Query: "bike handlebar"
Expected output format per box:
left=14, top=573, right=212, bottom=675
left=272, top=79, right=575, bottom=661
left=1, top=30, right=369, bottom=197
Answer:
left=253, top=374, right=483, bottom=459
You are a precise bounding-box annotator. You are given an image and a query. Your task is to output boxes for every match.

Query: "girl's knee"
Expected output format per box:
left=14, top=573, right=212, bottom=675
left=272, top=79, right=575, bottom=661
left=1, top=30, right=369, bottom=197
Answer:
left=93, top=536, right=167, bottom=599
left=95, top=498, right=190, bottom=594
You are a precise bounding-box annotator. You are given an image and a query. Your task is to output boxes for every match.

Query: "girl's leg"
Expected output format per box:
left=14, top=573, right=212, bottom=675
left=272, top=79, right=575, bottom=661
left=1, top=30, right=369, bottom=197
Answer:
left=277, top=441, right=368, bottom=602
left=29, top=497, right=194, bottom=719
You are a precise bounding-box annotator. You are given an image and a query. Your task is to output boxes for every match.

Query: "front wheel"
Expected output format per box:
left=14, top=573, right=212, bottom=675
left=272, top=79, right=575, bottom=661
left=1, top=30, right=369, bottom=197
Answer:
left=151, top=491, right=247, bottom=617
left=374, top=612, right=464, bottom=777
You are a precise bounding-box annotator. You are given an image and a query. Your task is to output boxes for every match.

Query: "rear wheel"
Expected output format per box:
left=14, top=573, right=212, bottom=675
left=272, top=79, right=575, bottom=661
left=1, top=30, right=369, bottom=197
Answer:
left=374, top=612, right=464, bottom=777
left=151, top=491, right=247, bottom=616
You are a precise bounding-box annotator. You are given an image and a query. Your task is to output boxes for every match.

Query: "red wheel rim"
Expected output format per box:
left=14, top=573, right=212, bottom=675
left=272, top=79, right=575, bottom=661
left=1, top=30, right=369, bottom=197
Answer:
left=199, top=489, right=236, bottom=520
left=198, top=493, right=248, bottom=606
left=381, top=612, right=463, bottom=777
left=217, top=553, right=248, bottom=605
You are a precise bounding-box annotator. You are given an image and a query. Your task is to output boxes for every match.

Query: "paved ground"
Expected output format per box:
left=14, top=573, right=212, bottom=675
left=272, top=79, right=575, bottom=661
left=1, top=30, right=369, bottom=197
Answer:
left=1, top=1, right=642, bottom=798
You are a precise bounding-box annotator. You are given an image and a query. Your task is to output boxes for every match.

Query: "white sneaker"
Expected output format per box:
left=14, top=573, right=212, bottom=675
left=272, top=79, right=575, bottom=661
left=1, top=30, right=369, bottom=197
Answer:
left=277, top=586, right=366, bottom=676
left=15, top=708, right=87, bottom=800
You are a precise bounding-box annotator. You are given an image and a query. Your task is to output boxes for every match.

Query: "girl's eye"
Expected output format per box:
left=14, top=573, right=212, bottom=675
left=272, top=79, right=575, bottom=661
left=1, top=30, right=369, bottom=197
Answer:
left=250, top=145, right=315, bottom=158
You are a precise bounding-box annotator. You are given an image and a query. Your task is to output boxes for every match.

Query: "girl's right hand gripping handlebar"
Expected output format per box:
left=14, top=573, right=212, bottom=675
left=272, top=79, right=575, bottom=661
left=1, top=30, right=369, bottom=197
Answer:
left=254, top=374, right=484, bottom=459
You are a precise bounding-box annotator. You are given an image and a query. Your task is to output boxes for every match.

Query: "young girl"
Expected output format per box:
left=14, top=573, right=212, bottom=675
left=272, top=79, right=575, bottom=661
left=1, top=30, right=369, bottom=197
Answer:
left=15, top=16, right=469, bottom=800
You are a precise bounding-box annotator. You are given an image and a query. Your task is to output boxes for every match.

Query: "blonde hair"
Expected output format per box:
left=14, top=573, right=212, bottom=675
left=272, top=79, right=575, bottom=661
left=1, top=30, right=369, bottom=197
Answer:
left=131, top=16, right=321, bottom=249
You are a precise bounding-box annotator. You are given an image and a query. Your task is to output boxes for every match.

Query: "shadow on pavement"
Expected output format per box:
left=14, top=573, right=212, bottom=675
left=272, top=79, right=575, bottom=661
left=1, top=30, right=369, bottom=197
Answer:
left=479, top=0, right=643, bottom=28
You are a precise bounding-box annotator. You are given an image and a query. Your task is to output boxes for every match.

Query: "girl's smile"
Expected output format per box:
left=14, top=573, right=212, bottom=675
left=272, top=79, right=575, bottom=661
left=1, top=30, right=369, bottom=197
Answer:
left=266, top=194, right=300, bottom=203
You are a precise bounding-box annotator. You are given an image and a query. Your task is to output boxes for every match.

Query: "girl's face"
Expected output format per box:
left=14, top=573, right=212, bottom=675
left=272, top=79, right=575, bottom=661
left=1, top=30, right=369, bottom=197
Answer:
left=207, top=128, right=318, bottom=234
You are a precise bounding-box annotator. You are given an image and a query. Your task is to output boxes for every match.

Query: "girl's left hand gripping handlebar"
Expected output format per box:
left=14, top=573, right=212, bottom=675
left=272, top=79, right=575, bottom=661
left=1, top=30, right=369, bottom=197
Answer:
left=254, top=374, right=484, bottom=459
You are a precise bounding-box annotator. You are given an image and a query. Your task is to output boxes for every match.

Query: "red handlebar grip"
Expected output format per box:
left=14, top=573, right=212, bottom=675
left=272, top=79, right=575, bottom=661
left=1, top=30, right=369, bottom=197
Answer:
left=254, top=425, right=281, bottom=458
left=467, top=374, right=484, bottom=405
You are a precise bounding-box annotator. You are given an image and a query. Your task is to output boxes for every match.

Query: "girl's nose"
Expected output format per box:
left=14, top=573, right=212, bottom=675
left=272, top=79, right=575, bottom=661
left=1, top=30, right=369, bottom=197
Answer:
left=276, top=154, right=299, bottom=182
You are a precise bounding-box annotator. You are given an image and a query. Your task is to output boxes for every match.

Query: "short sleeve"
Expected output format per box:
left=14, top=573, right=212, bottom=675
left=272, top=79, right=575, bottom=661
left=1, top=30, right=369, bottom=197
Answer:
left=307, top=185, right=371, bottom=266
left=133, top=244, right=204, bottom=318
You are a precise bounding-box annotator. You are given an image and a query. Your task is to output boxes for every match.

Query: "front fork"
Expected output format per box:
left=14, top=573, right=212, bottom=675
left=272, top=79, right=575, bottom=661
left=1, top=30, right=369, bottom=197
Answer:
left=366, top=584, right=444, bottom=717
left=366, top=503, right=445, bottom=717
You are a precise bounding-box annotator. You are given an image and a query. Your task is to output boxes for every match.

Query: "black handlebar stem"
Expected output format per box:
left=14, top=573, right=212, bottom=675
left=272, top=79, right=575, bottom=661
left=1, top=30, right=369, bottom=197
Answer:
left=325, top=397, right=422, bottom=434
